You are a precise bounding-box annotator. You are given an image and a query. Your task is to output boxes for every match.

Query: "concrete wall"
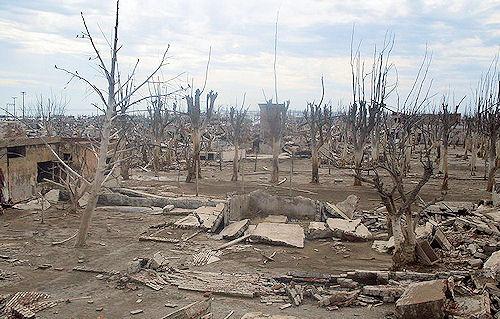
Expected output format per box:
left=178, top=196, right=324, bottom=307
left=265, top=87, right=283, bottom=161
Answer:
left=4, top=142, right=59, bottom=202
left=228, top=189, right=319, bottom=222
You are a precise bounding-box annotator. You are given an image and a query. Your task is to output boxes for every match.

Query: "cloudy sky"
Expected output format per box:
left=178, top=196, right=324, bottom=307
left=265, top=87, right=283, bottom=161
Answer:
left=0, top=0, right=499, bottom=115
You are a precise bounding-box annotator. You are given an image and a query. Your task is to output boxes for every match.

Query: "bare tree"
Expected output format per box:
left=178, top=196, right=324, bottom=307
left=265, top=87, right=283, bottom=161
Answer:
left=304, top=77, right=333, bottom=183
left=56, top=0, right=170, bottom=247
left=261, top=100, right=289, bottom=183
left=185, top=89, right=217, bottom=182
left=438, top=96, right=463, bottom=190
left=348, top=34, right=395, bottom=185
left=476, top=58, right=500, bottom=192
left=228, top=95, right=249, bottom=181
left=31, top=93, right=68, bottom=136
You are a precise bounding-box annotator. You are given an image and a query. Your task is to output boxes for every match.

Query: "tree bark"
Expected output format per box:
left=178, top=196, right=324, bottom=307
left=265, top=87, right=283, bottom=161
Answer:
left=353, top=146, right=363, bottom=186
left=186, top=129, right=201, bottom=183
left=470, top=134, right=477, bottom=175
left=441, top=137, right=449, bottom=191
left=231, top=142, right=239, bottom=181
left=75, top=105, right=113, bottom=247
left=487, top=133, right=498, bottom=192
left=311, top=148, right=319, bottom=184
left=271, top=136, right=280, bottom=183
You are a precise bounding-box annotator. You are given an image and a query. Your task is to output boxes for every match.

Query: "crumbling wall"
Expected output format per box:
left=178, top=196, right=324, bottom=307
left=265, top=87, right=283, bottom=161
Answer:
left=228, top=189, right=319, bottom=222
left=5, top=142, right=59, bottom=203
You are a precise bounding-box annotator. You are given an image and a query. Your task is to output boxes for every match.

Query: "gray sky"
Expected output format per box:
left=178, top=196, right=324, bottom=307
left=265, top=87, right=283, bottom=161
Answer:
left=0, top=0, right=499, bottom=115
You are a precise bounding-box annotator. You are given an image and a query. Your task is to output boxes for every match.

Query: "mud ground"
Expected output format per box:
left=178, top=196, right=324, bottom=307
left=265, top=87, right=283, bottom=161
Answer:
left=0, top=146, right=491, bottom=318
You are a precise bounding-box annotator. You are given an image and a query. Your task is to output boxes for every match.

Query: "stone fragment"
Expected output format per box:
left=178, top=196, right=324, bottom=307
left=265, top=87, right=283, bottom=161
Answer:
left=263, top=215, right=288, bottom=223
left=219, top=219, right=250, bottom=240
left=483, top=250, right=500, bottom=275
left=250, top=222, right=305, bottom=248
left=244, top=224, right=256, bottom=236
left=415, top=222, right=433, bottom=240
left=468, top=258, right=483, bottom=268
left=335, top=194, right=359, bottom=219
left=44, top=189, right=60, bottom=203
left=319, top=289, right=360, bottom=307
left=162, top=205, right=175, bottom=213
left=395, top=279, right=452, bottom=319
left=363, top=285, right=405, bottom=300
left=150, top=252, right=168, bottom=270
left=306, top=222, right=333, bottom=239
left=326, top=218, right=372, bottom=241
left=174, top=215, right=201, bottom=229
left=78, top=192, right=90, bottom=208
left=431, top=227, right=453, bottom=251
left=13, top=198, right=51, bottom=211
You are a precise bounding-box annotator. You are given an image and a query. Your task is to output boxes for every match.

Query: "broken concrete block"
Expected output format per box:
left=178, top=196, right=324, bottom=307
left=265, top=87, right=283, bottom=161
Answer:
left=174, top=215, right=201, bottom=229
left=244, top=224, right=256, bottom=236
left=395, top=279, right=452, bottom=319
left=150, top=252, right=168, bottom=270
left=44, top=189, right=60, bottom=204
left=13, top=198, right=51, bottom=211
left=454, top=292, right=491, bottom=319
left=193, top=205, right=224, bottom=230
left=324, top=202, right=351, bottom=220
left=363, top=285, right=404, bottom=300
left=335, top=194, right=359, bottom=219
left=219, top=219, right=250, bottom=240
left=468, top=258, right=483, bottom=268
left=78, top=192, right=90, bottom=208
left=250, top=223, right=305, bottom=248
left=306, top=222, right=333, bottom=239
left=372, top=239, right=395, bottom=254
left=431, top=227, right=453, bottom=251
left=162, top=205, right=175, bottom=213
left=263, top=215, right=288, bottom=223
left=326, top=218, right=372, bottom=241
left=319, top=289, right=360, bottom=307
left=415, top=222, right=433, bottom=240
left=483, top=250, right=500, bottom=275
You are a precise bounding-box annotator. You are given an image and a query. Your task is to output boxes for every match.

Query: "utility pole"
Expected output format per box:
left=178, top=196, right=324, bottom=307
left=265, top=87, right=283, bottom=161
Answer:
left=12, top=97, right=17, bottom=117
left=20, top=91, right=26, bottom=119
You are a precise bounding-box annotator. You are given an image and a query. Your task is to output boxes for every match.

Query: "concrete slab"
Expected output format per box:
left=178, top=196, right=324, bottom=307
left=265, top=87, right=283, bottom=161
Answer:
left=263, top=215, right=288, bottom=223
left=335, top=194, right=359, bottom=219
left=174, top=215, right=201, bottom=229
left=326, top=218, right=372, bottom=241
left=250, top=222, right=304, bottom=248
left=219, top=219, right=250, bottom=240
left=44, top=189, right=60, bottom=204
left=306, top=222, right=333, bottom=239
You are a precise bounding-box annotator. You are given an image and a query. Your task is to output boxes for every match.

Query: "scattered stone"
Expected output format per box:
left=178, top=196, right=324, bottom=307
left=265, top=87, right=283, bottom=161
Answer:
left=279, top=303, right=292, bottom=310
left=164, top=303, right=178, bottom=308
left=306, top=222, right=333, bottom=239
left=174, top=215, right=201, bottom=229
left=395, top=279, right=452, bottom=319
left=241, top=312, right=297, bottom=319
left=251, top=223, right=305, bottom=248
left=78, top=192, right=90, bottom=208
left=219, top=219, right=250, bottom=240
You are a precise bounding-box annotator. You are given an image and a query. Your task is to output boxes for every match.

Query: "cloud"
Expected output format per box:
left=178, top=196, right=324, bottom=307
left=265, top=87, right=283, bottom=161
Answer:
left=0, top=0, right=498, bottom=114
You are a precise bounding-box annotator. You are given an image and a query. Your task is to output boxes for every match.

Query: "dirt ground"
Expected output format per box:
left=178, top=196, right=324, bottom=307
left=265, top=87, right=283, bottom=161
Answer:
left=0, top=146, right=492, bottom=318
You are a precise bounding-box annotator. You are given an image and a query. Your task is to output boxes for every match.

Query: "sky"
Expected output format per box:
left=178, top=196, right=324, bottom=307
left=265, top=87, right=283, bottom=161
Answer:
left=0, top=0, right=499, bottom=115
